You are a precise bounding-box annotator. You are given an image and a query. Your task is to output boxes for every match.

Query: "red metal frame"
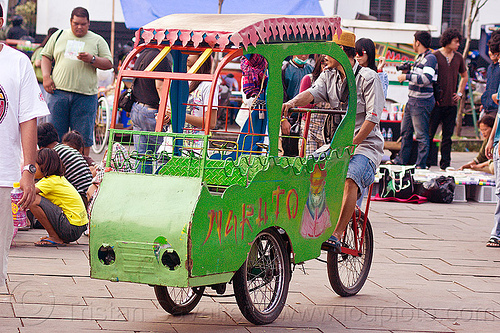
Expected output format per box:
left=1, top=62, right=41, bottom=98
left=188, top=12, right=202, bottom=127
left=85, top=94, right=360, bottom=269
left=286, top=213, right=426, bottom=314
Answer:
left=339, top=183, right=373, bottom=257
left=111, top=44, right=241, bottom=133
left=204, top=48, right=243, bottom=135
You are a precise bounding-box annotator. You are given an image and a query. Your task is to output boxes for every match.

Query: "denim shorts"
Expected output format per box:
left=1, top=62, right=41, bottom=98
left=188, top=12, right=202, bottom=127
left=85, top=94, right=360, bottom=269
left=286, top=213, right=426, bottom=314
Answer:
left=47, top=90, right=98, bottom=147
left=38, top=197, right=87, bottom=243
left=346, top=154, right=376, bottom=195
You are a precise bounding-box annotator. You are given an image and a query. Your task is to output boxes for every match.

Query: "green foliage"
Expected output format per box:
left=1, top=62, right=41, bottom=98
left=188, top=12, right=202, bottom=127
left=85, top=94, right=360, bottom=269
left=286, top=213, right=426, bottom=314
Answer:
left=15, top=0, right=36, bottom=35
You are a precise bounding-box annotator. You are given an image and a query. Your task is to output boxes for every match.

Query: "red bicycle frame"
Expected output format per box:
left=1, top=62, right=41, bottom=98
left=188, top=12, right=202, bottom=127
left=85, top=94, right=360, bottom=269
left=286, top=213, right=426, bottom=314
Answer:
left=339, top=183, right=374, bottom=256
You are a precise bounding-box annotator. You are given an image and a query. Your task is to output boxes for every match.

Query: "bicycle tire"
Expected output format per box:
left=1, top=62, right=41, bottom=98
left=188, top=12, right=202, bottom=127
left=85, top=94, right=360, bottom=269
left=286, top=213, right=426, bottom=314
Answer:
left=233, top=228, right=290, bottom=325
left=327, top=209, right=373, bottom=297
left=92, top=96, right=111, bottom=154
left=154, top=286, right=205, bottom=316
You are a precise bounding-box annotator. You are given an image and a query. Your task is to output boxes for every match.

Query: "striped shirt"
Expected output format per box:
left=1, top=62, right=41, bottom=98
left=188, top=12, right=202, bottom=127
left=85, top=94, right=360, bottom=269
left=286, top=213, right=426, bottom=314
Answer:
left=54, top=143, right=93, bottom=196
left=406, top=49, right=437, bottom=99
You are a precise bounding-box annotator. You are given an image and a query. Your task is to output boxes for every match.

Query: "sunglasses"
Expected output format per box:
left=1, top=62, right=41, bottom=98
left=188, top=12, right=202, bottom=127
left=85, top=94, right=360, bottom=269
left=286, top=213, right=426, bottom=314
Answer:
left=356, top=50, right=367, bottom=57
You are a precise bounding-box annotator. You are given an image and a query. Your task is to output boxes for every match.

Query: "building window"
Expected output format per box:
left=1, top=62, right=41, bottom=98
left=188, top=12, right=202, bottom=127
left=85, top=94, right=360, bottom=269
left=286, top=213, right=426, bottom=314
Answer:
left=405, top=0, right=431, bottom=24
left=442, top=0, right=465, bottom=31
left=370, top=0, right=394, bottom=22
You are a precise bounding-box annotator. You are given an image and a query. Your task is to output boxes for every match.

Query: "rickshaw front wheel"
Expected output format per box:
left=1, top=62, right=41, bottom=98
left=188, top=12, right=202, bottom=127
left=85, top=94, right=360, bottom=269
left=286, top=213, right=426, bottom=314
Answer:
left=233, top=228, right=290, bottom=325
left=327, top=209, right=374, bottom=297
left=154, top=286, right=205, bottom=316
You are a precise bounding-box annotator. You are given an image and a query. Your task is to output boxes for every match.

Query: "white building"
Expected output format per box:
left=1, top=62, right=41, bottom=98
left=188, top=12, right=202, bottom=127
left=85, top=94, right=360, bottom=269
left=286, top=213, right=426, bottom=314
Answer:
left=320, top=0, right=499, bottom=40
left=36, top=0, right=125, bottom=35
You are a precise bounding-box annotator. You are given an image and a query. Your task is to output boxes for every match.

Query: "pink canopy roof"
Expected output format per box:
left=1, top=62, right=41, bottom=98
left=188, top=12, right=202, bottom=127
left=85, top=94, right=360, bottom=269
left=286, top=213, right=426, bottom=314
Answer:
left=136, top=14, right=342, bottom=50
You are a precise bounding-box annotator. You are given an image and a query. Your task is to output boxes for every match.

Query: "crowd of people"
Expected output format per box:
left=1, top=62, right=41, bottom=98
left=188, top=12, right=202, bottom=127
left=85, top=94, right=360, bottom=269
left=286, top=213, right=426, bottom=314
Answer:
left=3, top=2, right=500, bottom=293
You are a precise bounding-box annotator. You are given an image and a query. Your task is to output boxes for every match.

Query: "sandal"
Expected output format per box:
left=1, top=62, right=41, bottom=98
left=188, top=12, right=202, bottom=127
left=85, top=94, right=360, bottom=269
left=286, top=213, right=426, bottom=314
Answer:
left=486, top=238, right=500, bottom=248
left=34, top=239, right=66, bottom=247
left=321, top=235, right=341, bottom=253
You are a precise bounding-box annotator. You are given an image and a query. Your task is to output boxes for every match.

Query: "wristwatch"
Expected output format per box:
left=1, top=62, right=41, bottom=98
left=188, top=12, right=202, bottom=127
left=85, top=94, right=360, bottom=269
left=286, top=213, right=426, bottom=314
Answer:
left=90, top=55, right=96, bottom=64
left=457, top=92, right=463, bottom=97
left=22, top=164, right=36, bottom=175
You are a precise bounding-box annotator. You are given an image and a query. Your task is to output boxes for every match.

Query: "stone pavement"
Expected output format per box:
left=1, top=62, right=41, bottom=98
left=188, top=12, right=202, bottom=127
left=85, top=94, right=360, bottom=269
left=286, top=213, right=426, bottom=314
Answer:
left=1, top=152, right=499, bottom=332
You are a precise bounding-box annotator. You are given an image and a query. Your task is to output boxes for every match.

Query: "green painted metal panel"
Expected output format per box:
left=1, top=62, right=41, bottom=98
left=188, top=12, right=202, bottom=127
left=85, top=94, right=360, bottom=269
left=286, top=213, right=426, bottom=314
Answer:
left=190, top=149, right=351, bottom=277
left=90, top=172, right=202, bottom=287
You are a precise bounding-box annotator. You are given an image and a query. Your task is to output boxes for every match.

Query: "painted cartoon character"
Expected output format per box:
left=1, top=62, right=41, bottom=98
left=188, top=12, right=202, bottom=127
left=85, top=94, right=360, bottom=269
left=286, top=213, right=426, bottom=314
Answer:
left=300, top=164, right=331, bottom=238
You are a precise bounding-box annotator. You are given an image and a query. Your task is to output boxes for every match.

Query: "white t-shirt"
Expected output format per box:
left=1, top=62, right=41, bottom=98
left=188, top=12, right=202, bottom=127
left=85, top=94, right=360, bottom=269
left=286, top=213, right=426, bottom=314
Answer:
left=0, top=44, right=50, bottom=187
left=185, top=81, right=219, bottom=133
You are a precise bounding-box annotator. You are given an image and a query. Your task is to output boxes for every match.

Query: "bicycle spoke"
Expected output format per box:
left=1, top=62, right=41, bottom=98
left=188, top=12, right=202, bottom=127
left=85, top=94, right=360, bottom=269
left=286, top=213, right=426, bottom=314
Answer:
left=245, top=235, right=283, bottom=312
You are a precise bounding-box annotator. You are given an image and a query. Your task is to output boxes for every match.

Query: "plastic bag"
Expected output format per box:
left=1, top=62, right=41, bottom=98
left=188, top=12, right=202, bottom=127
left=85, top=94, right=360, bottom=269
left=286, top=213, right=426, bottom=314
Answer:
left=420, top=175, right=455, bottom=203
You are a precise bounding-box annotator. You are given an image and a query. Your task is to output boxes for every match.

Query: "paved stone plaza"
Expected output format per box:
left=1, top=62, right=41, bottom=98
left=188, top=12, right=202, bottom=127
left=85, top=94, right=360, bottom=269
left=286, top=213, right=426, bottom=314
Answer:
left=1, top=153, right=499, bottom=332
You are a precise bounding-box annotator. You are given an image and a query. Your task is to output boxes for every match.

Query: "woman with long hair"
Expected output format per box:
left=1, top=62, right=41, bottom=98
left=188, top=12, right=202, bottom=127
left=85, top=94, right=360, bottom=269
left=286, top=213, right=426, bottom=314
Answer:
left=355, top=38, right=389, bottom=99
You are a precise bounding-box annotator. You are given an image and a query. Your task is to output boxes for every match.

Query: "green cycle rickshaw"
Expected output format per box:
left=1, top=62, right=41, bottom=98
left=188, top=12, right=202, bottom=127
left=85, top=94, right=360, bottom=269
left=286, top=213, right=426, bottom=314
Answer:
left=89, top=14, right=374, bottom=325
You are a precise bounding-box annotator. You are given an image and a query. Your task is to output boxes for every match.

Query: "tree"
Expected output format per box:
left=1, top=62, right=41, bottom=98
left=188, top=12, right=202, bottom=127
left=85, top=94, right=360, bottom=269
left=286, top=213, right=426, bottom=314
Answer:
left=456, top=0, right=489, bottom=137
left=14, top=0, right=36, bottom=36
left=462, top=0, right=488, bottom=59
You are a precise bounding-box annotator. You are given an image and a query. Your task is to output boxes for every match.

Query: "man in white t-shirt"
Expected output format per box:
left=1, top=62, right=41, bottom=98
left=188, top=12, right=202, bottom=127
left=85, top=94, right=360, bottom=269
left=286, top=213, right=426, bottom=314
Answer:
left=0, top=4, right=50, bottom=288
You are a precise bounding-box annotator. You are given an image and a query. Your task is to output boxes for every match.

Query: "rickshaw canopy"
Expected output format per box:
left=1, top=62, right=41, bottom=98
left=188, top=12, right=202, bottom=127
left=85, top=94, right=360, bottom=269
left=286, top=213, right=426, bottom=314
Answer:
left=136, top=14, right=342, bottom=50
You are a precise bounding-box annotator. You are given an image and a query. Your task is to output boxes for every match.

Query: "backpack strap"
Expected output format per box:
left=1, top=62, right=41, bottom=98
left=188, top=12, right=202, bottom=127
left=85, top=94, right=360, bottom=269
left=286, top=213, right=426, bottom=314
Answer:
left=53, top=30, right=64, bottom=48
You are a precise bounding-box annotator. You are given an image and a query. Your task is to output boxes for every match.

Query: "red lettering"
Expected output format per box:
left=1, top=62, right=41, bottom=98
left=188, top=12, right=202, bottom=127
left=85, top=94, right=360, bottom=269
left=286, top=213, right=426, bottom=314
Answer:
left=272, top=186, right=285, bottom=221
left=385, top=50, right=395, bottom=60
left=256, top=198, right=268, bottom=226
left=233, top=214, right=238, bottom=242
left=225, top=210, right=234, bottom=237
left=204, top=210, right=222, bottom=245
left=286, top=189, right=299, bottom=219
left=240, top=204, right=253, bottom=239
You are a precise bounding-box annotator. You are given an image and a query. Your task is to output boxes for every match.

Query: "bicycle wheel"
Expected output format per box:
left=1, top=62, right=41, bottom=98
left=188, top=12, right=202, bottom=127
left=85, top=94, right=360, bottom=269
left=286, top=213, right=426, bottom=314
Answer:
left=327, top=209, right=373, bottom=297
left=154, top=286, right=205, bottom=316
left=92, top=96, right=111, bottom=154
left=233, top=228, right=290, bottom=325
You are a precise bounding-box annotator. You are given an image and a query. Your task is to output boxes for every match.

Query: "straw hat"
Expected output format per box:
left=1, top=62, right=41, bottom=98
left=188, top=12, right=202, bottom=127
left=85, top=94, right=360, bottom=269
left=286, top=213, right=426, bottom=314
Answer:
left=332, top=30, right=356, bottom=48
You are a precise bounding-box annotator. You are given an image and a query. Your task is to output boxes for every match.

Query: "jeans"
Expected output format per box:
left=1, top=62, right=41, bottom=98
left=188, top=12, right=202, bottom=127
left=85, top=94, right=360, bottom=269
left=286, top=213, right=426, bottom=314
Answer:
left=428, top=105, right=457, bottom=169
left=131, top=102, right=163, bottom=174
left=395, top=97, right=434, bottom=169
left=347, top=154, right=376, bottom=208
left=46, top=90, right=98, bottom=147
left=492, top=144, right=500, bottom=240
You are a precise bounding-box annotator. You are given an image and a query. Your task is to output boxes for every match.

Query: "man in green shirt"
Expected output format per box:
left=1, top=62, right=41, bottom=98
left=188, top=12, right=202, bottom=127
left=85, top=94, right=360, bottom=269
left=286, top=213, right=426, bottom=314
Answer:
left=41, top=7, right=113, bottom=155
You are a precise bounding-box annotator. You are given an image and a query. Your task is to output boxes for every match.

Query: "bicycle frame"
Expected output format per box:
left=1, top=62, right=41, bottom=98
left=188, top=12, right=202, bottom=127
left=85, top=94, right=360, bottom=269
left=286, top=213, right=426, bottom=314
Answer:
left=340, top=183, right=374, bottom=257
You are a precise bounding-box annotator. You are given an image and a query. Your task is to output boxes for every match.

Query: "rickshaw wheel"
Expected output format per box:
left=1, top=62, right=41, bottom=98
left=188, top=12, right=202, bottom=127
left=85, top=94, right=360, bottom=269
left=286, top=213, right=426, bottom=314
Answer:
left=327, top=209, right=373, bottom=297
left=233, top=228, right=290, bottom=325
left=92, top=95, right=111, bottom=154
left=154, top=286, right=205, bottom=316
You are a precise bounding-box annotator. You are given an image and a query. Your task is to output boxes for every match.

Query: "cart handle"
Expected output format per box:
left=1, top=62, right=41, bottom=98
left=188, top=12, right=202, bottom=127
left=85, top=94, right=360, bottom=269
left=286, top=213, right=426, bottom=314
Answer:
left=288, top=108, right=347, bottom=115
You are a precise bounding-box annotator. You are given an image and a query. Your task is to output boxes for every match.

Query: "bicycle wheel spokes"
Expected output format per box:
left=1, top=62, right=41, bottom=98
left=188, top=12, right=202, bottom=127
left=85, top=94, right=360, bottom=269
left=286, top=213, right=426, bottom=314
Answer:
left=93, top=96, right=111, bottom=154
left=327, top=211, right=374, bottom=297
left=338, top=222, right=365, bottom=288
left=167, top=286, right=194, bottom=305
left=247, top=236, right=279, bottom=312
left=233, top=229, right=290, bottom=324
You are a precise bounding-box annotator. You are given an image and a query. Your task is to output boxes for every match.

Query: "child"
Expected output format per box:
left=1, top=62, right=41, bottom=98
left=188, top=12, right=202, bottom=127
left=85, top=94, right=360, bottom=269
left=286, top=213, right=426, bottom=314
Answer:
left=29, top=148, right=88, bottom=246
left=62, top=130, right=96, bottom=175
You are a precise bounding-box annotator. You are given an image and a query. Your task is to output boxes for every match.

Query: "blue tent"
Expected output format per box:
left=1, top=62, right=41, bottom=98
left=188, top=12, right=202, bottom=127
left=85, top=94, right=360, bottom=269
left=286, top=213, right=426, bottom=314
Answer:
left=120, top=0, right=324, bottom=29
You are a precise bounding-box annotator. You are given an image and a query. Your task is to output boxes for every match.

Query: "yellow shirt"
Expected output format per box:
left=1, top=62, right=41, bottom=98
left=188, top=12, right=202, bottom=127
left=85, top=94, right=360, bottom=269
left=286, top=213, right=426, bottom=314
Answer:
left=36, top=175, right=88, bottom=226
